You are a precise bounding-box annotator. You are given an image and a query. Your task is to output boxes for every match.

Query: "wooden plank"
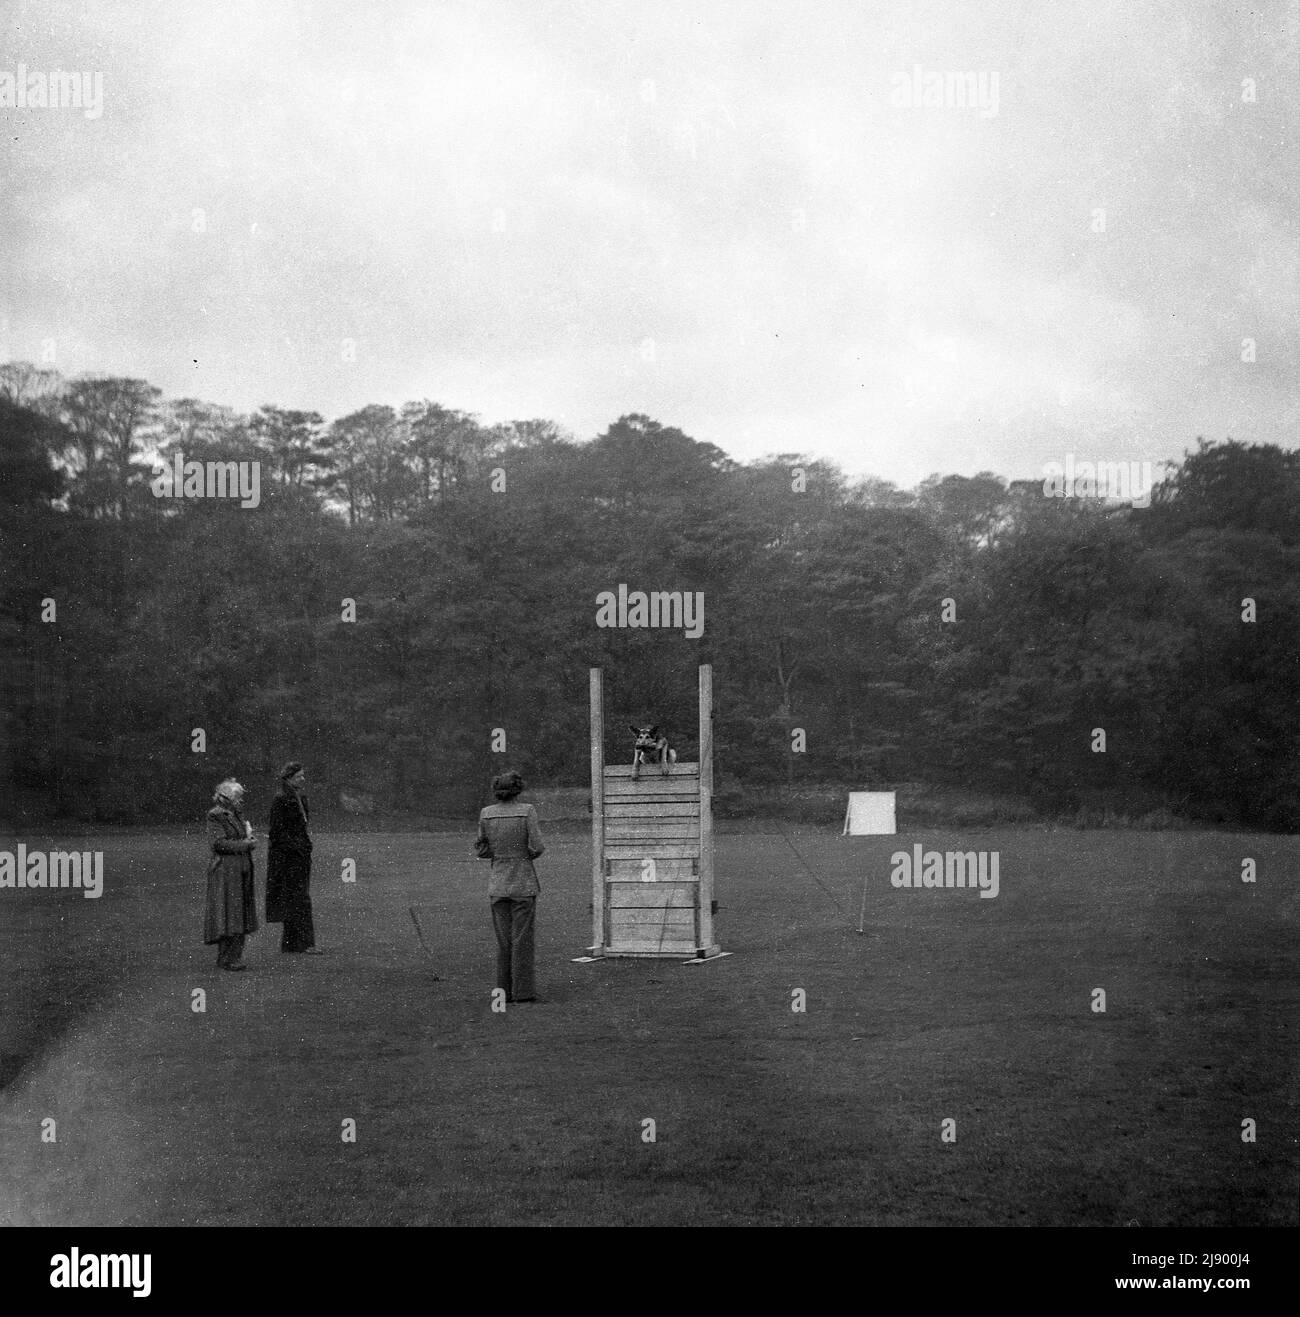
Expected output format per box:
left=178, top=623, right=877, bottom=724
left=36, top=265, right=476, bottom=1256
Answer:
left=605, top=814, right=698, bottom=825
left=606, top=818, right=698, bottom=830
left=590, top=669, right=605, bottom=951
left=604, top=767, right=698, bottom=781
left=605, top=820, right=700, bottom=840
left=607, top=882, right=698, bottom=909
left=604, top=801, right=700, bottom=818
left=603, top=796, right=699, bottom=809
left=610, top=908, right=695, bottom=931
left=698, top=663, right=715, bottom=951
left=606, top=841, right=698, bottom=855
left=603, top=780, right=699, bottom=798
left=605, top=841, right=700, bottom=856
left=605, top=762, right=699, bottom=777
left=606, top=810, right=700, bottom=823
left=604, top=780, right=699, bottom=792
left=609, top=926, right=695, bottom=952
left=609, top=932, right=697, bottom=948
left=607, top=858, right=696, bottom=882
left=605, top=836, right=700, bottom=851
left=602, top=795, right=700, bottom=809
left=605, top=844, right=699, bottom=860
left=606, top=938, right=698, bottom=954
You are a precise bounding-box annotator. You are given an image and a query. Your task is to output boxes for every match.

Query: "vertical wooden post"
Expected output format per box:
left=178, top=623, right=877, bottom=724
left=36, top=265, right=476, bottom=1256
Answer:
left=697, top=663, right=715, bottom=953
left=589, top=668, right=605, bottom=952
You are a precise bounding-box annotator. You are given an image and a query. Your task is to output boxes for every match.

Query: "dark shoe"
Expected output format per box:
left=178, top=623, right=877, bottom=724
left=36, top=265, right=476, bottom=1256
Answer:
left=513, top=996, right=539, bottom=1003
left=223, top=962, right=248, bottom=971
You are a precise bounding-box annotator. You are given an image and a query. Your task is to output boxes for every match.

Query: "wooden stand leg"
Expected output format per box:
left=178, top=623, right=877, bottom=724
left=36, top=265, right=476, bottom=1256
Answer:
left=590, top=668, right=605, bottom=954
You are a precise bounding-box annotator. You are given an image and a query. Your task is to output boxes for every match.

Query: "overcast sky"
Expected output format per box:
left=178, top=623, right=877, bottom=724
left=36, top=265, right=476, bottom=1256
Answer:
left=2, top=0, right=1295, bottom=486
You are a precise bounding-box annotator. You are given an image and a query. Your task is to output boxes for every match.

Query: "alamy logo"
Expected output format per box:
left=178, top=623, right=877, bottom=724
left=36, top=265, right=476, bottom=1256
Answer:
left=0, top=845, right=104, bottom=898
left=1042, top=456, right=1154, bottom=508
left=151, top=451, right=261, bottom=508
left=50, top=1249, right=151, bottom=1297
left=595, top=584, right=704, bottom=638
left=890, top=65, right=1000, bottom=118
left=0, top=65, right=103, bottom=119
left=890, top=845, right=1000, bottom=898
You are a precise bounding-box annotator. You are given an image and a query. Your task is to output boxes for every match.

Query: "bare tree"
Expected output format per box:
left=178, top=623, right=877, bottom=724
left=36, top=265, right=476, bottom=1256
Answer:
left=251, top=406, right=329, bottom=488
left=0, top=361, right=64, bottom=411
left=59, top=376, right=162, bottom=518
left=326, top=405, right=410, bottom=522
left=401, top=400, right=484, bottom=504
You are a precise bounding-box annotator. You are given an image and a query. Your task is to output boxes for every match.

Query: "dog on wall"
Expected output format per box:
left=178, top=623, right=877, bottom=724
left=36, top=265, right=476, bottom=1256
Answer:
left=629, top=724, right=676, bottom=776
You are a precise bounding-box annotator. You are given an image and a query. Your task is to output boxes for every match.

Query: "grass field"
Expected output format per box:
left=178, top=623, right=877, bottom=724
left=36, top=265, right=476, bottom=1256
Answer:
left=0, top=824, right=1295, bottom=1226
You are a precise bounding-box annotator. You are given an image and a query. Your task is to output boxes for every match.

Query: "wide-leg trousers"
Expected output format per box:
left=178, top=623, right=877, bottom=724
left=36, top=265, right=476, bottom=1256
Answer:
left=216, top=933, right=246, bottom=968
left=491, top=897, right=536, bottom=1001
left=280, top=894, right=316, bottom=952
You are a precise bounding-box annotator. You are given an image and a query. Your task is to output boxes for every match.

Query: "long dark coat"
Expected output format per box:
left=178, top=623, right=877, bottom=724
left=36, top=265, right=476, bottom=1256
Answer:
left=204, top=804, right=258, bottom=943
left=266, top=786, right=312, bottom=923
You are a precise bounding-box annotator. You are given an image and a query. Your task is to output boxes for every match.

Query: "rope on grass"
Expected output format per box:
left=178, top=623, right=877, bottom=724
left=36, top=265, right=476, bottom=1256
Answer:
left=771, top=818, right=847, bottom=918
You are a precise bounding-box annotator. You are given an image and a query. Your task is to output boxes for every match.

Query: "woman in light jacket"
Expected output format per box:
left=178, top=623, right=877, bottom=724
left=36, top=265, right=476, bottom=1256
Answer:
left=476, top=771, right=545, bottom=1003
left=204, top=778, right=258, bottom=970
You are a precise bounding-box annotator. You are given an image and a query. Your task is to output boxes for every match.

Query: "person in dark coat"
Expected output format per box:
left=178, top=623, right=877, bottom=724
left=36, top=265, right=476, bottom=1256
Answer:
left=204, top=779, right=258, bottom=970
left=476, top=771, right=545, bottom=1003
left=266, top=760, right=320, bottom=954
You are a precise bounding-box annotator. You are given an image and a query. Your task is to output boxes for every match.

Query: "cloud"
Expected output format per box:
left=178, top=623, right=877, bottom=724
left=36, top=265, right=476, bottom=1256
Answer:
left=0, top=0, right=1294, bottom=485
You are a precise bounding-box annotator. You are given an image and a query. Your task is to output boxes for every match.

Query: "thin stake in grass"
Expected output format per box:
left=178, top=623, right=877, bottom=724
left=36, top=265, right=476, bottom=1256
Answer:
left=408, top=906, right=441, bottom=980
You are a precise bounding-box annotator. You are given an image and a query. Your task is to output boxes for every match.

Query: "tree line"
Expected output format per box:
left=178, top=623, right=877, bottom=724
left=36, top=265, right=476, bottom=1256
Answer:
left=1, top=361, right=1296, bottom=830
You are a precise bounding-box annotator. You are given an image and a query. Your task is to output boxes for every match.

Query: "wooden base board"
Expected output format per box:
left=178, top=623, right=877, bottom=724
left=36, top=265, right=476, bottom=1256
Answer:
left=574, top=947, right=729, bottom=961
left=599, top=949, right=696, bottom=958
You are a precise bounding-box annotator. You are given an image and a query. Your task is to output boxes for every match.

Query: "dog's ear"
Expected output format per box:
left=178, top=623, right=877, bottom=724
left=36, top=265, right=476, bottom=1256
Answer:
left=629, top=724, right=640, bottom=735
left=648, top=726, right=659, bottom=736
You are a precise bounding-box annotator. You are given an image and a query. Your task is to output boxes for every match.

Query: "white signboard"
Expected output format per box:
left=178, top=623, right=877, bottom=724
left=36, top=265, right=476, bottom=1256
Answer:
left=842, top=791, right=896, bottom=835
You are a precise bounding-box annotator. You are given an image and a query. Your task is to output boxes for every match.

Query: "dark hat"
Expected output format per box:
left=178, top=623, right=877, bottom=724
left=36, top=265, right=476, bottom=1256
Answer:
left=279, top=761, right=305, bottom=780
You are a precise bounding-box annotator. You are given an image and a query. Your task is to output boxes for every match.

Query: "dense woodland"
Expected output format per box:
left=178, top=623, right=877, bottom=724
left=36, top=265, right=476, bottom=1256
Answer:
left=0, top=361, right=1296, bottom=829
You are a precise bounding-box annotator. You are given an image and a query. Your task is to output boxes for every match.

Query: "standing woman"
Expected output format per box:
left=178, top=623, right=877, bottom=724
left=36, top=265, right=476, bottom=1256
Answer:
left=266, top=761, right=320, bottom=954
left=204, top=779, right=258, bottom=971
left=476, top=771, right=545, bottom=1003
